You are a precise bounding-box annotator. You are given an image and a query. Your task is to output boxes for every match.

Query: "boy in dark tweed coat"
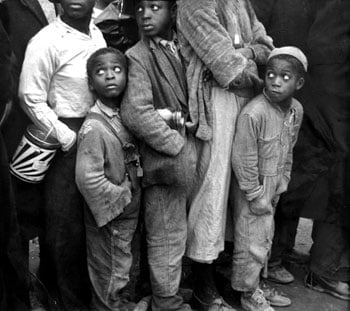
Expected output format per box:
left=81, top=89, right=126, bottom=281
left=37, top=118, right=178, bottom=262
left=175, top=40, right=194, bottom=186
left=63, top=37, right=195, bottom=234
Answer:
left=121, top=1, right=196, bottom=310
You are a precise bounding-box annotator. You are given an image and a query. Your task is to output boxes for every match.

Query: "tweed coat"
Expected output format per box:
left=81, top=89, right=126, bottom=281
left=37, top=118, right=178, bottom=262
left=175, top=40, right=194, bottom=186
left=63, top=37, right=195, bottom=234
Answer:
left=121, top=38, right=196, bottom=187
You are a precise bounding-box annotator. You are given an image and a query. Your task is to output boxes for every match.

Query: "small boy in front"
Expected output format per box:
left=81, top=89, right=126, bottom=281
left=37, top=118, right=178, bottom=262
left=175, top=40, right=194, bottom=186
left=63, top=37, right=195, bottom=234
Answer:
left=231, top=47, right=307, bottom=311
left=76, top=47, right=141, bottom=311
left=120, top=1, right=196, bottom=310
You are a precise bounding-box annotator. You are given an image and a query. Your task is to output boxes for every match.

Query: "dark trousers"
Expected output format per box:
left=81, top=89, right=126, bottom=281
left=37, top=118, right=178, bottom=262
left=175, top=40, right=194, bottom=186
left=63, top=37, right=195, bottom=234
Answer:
left=39, top=119, right=91, bottom=310
left=268, top=204, right=299, bottom=267
left=0, top=133, right=30, bottom=310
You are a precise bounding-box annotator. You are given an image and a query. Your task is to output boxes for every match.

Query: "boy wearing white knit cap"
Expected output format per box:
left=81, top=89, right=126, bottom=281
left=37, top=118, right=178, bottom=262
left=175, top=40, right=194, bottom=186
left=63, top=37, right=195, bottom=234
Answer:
left=231, top=46, right=307, bottom=311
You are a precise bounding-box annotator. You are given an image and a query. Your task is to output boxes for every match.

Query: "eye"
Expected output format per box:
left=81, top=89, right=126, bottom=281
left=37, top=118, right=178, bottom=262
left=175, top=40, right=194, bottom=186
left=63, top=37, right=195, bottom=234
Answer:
left=113, top=66, right=122, bottom=73
left=96, top=68, right=105, bottom=75
left=267, top=72, right=275, bottom=79
left=283, top=74, right=291, bottom=81
left=136, top=6, right=143, bottom=13
left=151, top=4, right=160, bottom=11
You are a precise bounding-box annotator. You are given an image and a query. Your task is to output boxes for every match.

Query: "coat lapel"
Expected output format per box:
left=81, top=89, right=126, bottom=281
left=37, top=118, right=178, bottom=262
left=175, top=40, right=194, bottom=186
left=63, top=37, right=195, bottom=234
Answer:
left=151, top=47, right=187, bottom=108
left=20, top=0, right=48, bottom=26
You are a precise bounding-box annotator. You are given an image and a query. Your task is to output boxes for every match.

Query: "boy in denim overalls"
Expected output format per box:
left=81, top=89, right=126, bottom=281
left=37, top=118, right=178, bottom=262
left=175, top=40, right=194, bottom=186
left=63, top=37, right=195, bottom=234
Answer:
left=231, top=47, right=307, bottom=311
left=76, top=47, right=141, bottom=311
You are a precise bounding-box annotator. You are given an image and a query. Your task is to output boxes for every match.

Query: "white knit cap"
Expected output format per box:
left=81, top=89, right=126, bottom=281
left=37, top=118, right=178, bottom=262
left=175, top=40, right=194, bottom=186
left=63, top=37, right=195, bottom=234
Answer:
left=267, top=46, right=308, bottom=72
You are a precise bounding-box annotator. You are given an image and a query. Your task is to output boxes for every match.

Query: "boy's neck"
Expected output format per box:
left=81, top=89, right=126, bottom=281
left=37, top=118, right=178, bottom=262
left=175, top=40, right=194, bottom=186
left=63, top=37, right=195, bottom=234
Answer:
left=61, top=15, right=91, bottom=35
left=98, top=97, right=121, bottom=111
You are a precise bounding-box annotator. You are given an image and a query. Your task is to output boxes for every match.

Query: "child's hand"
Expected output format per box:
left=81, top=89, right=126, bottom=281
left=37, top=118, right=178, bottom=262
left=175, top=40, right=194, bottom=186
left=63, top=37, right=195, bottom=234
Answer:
left=249, top=196, right=271, bottom=215
left=121, top=174, right=132, bottom=191
left=157, top=108, right=173, bottom=121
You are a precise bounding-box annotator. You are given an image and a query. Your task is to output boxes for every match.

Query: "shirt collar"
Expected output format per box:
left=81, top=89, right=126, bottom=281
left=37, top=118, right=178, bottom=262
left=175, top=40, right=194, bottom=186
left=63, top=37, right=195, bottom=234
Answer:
left=57, top=16, right=99, bottom=38
left=151, top=31, right=178, bottom=47
left=96, top=99, right=120, bottom=118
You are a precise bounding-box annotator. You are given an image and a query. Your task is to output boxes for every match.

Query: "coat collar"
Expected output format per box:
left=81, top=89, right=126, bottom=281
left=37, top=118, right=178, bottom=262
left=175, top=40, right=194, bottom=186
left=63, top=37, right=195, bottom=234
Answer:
left=142, top=37, right=188, bottom=109
left=20, top=0, right=48, bottom=26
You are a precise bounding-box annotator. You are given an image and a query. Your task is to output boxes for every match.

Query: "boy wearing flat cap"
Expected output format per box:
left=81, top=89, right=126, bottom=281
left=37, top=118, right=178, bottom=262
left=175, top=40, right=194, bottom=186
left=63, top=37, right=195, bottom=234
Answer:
left=121, top=0, right=196, bottom=310
left=231, top=47, right=306, bottom=311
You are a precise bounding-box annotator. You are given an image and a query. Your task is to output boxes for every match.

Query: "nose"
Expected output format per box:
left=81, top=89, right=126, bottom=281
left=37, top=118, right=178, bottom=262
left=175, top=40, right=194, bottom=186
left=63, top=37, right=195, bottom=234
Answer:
left=272, top=76, right=282, bottom=87
left=106, top=69, right=114, bottom=79
left=141, top=7, right=151, bottom=19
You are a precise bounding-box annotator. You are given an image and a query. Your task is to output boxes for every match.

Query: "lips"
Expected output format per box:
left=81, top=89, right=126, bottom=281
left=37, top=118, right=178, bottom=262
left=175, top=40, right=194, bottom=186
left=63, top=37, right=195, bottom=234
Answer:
left=106, top=84, right=118, bottom=89
left=142, top=24, right=154, bottom=31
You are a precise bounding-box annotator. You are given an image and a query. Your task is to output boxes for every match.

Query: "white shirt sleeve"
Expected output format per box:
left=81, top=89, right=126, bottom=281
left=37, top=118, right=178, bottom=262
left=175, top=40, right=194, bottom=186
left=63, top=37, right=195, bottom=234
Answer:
left=18, top=35, right=76, bottom=151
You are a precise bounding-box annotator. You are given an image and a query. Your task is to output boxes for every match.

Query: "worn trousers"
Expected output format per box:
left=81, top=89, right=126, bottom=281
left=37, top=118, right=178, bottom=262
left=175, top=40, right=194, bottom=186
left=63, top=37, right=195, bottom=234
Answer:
left=231, top=177, right=277, bottom=292
left=85, top=189, right=140, bottom=311
left=143, top=185, right=190, bottom=311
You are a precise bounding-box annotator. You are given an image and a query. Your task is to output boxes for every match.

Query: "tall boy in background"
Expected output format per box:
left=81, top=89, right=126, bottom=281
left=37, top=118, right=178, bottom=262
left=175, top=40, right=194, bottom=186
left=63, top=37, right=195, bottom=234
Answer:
left=121, top=1, right=196, bottom=310
left=18, top=0, right=106, bottom=309
left=231, top=47, right=306, bottom=311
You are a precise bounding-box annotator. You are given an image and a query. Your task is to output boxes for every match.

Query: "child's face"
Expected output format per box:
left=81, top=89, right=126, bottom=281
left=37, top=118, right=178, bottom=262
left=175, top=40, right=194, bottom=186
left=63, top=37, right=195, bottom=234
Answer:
left=135, top=1, right=175, bottom=40
left=89, top=52, right=127, bottom=106
left=60, top=0, right=96, bottom=20
left=265, top=58, right=304, bottom=106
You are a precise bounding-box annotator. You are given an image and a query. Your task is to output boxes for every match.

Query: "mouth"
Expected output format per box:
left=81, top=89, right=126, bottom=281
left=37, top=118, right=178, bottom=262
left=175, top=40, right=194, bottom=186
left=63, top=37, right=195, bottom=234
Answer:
left=269, top=90, right=281, bottom=95
left=106, top=85, right=118, bottom=90
left=141, top=24, right=154, bottom=31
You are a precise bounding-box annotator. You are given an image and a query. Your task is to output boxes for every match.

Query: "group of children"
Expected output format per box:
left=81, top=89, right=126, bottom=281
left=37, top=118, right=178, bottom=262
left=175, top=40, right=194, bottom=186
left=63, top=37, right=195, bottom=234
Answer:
left=17, top=1, right=308, bottom=311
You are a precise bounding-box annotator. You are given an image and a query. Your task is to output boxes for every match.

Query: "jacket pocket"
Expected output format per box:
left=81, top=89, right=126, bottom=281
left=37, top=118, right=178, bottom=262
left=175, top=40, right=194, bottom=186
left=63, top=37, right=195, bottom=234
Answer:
left=258, top=135, right=279, bottom=176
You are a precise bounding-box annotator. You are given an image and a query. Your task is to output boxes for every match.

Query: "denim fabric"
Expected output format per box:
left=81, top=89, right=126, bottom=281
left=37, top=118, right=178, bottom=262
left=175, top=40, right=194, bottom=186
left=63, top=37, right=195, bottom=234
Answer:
left=231, top=176, right=277, bottom=292
left=232, top=94, right=303, bottom=201
left=143, top=185, right=191, bottom=311
left=85, top=189, right=140, bottom=311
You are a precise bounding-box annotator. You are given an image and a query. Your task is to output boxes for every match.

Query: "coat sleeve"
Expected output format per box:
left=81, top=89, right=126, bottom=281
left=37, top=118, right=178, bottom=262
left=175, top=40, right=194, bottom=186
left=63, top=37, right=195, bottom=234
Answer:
left=75, top=121, right=132, bottom=228
left=246, top=0, right=274, bottom=64
left=121, top=51, right=185, bottom=156
left=177, top=0, right=248, bottom=88
left=232, top=112, right=263, bottom=201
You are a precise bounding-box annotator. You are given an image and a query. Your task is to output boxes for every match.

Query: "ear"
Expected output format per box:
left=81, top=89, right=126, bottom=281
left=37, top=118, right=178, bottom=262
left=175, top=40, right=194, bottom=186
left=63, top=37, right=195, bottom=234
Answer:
left=295, top=77, right=305, bottom=90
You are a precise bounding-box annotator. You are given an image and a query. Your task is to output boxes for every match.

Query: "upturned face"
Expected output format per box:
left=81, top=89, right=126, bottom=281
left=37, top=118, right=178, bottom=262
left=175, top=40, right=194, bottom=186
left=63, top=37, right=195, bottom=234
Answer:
left=89, top=52, right=127, bottom=107
left=265, top=58, right=304, bottom=106
left=135, top=1, right=174, bottom=40
left=60, top=0, right=96, bottom=21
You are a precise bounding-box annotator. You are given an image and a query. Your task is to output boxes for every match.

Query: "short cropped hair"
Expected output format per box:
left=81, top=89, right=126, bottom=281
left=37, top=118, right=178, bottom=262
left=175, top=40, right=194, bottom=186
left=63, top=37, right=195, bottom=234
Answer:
left=267, top=54, right=306, bottom=79
left=86, top=47, right=127, bottom=81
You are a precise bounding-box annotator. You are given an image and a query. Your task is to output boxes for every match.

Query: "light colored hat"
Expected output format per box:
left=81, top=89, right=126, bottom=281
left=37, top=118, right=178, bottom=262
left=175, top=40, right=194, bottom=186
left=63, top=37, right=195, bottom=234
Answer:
left=267, top=46, right=308, bottom=72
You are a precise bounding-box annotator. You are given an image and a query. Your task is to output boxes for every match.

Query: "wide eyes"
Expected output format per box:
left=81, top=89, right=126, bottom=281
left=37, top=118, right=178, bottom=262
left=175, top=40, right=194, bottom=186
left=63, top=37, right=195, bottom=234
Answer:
left=95, top=66, right=122, bottom=76
left=136, top=4, right=160, bottom=13
left=266, top=72, right=291, bottom=81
